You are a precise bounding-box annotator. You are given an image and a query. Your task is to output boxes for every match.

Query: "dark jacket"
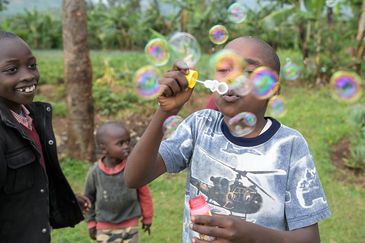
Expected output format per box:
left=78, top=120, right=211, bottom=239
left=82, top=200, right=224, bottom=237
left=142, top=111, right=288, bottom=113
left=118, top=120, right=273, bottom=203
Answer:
left=0, top=102, right=83, bottom=243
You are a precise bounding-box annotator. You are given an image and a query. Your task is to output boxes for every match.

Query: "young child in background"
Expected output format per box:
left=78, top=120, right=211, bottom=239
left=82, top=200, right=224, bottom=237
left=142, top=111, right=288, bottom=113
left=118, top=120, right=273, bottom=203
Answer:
left=84, top=121, right=153, bottom=243
left=0, top=31, right=90, bottom=243
left=125, top=36, right=331, bottom=242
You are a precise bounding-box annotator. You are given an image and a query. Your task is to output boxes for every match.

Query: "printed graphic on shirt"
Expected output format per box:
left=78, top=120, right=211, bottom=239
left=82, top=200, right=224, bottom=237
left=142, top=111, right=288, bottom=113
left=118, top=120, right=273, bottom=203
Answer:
left=189, top=144, right=287, bottom=220
left=296, top=168, right=327, bottom=208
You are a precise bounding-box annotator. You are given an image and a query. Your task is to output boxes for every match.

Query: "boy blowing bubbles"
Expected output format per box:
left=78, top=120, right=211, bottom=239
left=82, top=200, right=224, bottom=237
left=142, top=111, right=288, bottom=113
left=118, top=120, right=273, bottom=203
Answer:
left=0, top=31, right=91, bottom=242
left=125, top=36, right=331, bottom=243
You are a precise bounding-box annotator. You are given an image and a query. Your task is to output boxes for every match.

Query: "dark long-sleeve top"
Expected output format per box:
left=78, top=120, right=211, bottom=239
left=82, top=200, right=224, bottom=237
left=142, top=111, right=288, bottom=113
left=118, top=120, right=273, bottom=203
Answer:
left=0, top=102, right=83, bottom=243
left=84, top=159, right=153, bottom=230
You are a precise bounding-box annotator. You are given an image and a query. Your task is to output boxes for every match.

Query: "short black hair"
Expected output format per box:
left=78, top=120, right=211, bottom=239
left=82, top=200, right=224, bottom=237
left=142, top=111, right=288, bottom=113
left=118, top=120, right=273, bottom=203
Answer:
left=95, top=121, right=129, bottom=146
left=228, top=36, right=281, bottom=74
left=0, top=30, right=19, bottom=40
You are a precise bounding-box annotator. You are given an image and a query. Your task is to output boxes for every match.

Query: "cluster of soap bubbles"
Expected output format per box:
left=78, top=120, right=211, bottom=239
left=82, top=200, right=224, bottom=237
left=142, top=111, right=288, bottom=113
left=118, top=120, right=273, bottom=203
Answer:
left=137, top=32, right=201, bottom=100
left=208, top=48, right=282, bottom=136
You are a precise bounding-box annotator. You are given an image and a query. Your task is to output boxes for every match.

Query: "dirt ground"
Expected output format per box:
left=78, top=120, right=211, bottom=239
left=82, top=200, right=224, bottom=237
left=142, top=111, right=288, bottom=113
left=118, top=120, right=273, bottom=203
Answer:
left=330, top=138, right=365, bottom=188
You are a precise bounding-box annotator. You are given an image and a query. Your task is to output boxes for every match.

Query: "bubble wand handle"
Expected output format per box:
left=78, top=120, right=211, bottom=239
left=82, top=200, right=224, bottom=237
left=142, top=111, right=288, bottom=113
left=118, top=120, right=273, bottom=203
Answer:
left=185, top=70, right=199, bottom=88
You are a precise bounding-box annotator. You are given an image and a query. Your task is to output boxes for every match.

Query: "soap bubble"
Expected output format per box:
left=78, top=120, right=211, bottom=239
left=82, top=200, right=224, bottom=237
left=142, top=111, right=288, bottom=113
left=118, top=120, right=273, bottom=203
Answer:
left=230, top=74, right=252, bottom=96
left=268, top=96, right=287, bottom=117
left=169, top=32, right=201, bottom=68
left=144, top=38, right=170, bottom=66
left=228, top=112, right=257, bottom=137
left=227, top=3, right=247, bottom=24
left=330, top=71, right=362, bottom=103
left=163, top=115, right=183, bottom=139
left=250, top=67, right=279, bottom=99
left=282, top=58, right=300, bottom=81
left=209, top=25, right=229, bottom=45
left=134, top=66, right=161, bottom=99
left=209, top=49, right=246, bottom=84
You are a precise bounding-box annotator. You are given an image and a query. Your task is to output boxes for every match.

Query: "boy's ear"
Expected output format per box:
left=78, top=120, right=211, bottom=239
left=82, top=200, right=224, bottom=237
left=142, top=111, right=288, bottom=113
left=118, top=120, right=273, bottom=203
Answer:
left=99, top=143, right=107, bottom=155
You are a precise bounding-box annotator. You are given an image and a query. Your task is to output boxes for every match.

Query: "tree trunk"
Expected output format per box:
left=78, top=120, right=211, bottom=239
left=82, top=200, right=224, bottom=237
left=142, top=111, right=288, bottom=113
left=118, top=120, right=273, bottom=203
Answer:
left=354, top=0, right=365, bottom=73
left=62, top=0, right=95, bottom=161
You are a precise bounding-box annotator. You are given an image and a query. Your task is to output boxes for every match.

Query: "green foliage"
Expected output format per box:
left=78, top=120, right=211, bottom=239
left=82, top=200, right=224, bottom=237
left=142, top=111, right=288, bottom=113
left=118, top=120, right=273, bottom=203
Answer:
left=347, top=104, right=365, bottom=170
left=0, top=9, right=61, bottom=49
left=0, top=0, right=8, bottom=11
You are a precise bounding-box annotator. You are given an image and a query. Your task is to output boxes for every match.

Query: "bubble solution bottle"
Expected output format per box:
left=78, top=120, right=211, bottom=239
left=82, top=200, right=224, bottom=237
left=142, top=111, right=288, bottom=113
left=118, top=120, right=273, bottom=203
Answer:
left=189, top=195, right=215, bottom=241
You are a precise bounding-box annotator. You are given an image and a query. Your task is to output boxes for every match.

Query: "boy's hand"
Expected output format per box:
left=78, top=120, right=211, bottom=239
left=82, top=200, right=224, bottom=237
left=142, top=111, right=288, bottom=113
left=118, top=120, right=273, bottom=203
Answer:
left=191, top=214, right=320, bottom=243
left=190, top=214, right=251, bottom=242
left=158, top=61, right=193, bottom=114
left=88, top=227, right=97, bottom=240
left=75, top=194, right=92, bottom=213
left=142, top=224, right=152, bottom=235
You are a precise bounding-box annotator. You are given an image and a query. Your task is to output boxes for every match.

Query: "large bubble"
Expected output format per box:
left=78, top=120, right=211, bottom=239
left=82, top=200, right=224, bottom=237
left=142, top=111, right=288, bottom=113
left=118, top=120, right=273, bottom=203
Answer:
left=209, top=25, right=229, bottom=45
left=282, top=58, right=301, bottom=81
left=144, top=38, right=170, bottom=66
left=250, top=67, right=279, bottom=99
left=228, top=112, right=257, bottom=137
left=230, top=74, right=252, bottom=96
left=134, top=66, right=161, bottom=99
left=227, top=2, right=247, bottom=24
left=268, top=96, right=287, bottom=117
left=168, top=32, right=201, bottom=68
left=329, top=71, right=363, bottom=103
left=209, top=49, right=246, bottom=84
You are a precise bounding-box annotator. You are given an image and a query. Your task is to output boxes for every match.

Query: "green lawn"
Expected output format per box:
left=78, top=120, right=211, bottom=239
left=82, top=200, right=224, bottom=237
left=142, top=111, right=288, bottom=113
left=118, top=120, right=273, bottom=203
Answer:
left=35, top=50, right=365, bottom=243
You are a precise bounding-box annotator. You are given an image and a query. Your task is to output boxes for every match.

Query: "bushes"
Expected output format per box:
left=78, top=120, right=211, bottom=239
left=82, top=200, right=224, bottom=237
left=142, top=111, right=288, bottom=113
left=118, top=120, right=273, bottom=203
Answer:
left=347, top=104, right=365, bottom=170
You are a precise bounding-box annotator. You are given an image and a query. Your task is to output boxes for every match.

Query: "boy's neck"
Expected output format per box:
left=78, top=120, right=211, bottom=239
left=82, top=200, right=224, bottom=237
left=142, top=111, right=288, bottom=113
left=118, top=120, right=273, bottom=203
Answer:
left=102, top=157, right=123, bottom=168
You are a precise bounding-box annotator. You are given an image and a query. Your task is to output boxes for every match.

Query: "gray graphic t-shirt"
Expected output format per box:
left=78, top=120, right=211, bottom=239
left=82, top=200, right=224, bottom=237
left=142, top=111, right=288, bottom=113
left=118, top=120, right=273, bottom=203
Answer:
left=159, top=109, right=331, bottom=242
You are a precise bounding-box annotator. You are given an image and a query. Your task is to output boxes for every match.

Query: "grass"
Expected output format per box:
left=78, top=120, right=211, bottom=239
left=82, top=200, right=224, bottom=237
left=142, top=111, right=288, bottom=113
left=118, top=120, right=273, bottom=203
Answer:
left=34, top=50, right=365, bottom=243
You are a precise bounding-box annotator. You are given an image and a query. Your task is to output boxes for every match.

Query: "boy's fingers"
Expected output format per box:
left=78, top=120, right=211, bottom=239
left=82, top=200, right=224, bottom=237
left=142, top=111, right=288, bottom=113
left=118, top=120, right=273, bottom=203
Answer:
left=172, top=60, right=189, bottom=74
left=164, top=71, right=188, bottom=90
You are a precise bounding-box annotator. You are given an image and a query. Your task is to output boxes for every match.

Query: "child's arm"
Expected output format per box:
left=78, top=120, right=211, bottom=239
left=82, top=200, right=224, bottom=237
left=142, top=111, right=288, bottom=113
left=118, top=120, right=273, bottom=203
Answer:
left=137, top=185, right=153, bottom=225
left=190, top=214, right=319, bottom=243
left=84, top=168, right=97, bottom=239
left=125, top=66, right=193, bottom=188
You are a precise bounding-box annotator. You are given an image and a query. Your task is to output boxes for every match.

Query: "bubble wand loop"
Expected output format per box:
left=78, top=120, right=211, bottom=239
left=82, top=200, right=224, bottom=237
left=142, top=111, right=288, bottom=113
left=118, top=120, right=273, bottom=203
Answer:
left=185, top=70, right=228, bottom=95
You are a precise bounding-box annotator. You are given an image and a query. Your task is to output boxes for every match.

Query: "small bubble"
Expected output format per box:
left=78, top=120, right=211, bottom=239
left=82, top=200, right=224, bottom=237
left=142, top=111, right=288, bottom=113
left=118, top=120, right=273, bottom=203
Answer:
left=250, top=67, right=279, bottom=99
left=144, top=38, right=170, bottom=66
left=330, top=71, right=362, bottom=103
left=282, top=60, right=301, bottom=81
left=227, top=3, right=247, bottom=24
left=209, top=25, right=229, bottom=45
left=268, top=96, right=287, bottom=117
left=134, top=66, right=161, bottom=99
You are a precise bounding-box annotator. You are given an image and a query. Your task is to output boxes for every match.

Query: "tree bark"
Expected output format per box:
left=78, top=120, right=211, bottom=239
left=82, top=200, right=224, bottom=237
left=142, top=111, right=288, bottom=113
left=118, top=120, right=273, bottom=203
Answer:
left=353, top=0, right=365, bottom=73
left=62, top=0, right=95, bottom=161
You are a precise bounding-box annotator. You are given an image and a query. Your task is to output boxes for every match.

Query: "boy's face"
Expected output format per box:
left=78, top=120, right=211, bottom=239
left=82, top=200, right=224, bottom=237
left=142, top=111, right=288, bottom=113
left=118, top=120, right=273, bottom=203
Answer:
left=102, top=127, right=131, bottom=162
left=214, top=39, right=271, bottom=118
left=0, top=38, right=39, bottom=111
